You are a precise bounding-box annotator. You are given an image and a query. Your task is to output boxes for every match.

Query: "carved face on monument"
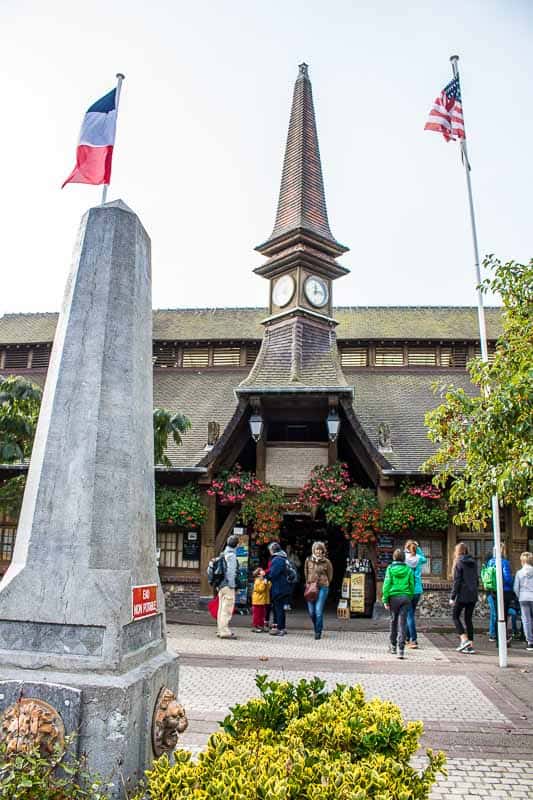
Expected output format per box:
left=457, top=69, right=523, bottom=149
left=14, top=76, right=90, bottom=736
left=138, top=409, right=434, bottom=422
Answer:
left=0, top=698, right=65, bottom=756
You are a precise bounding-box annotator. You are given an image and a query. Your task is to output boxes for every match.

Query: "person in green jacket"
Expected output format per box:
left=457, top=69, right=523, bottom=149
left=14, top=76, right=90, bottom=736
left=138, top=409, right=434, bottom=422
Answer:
left=382, top=549, right=415, bottom=659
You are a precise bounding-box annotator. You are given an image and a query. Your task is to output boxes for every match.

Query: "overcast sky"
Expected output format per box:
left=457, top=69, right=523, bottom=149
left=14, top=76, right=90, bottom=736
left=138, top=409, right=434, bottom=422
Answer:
left=1, top=0, right=531, bottom=316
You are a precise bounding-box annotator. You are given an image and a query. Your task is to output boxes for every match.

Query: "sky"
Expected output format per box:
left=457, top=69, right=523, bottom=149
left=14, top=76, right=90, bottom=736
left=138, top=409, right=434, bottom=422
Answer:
left=1, top=0, right=532, bottom=316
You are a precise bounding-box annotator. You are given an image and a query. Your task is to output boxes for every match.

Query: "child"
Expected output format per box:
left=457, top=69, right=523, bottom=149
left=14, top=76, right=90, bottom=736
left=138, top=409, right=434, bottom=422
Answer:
left=514, top=551, right=533, bottom=651
left=251, top=568, right=270, bottom=632
left=382, top=549, right=415, bottom=659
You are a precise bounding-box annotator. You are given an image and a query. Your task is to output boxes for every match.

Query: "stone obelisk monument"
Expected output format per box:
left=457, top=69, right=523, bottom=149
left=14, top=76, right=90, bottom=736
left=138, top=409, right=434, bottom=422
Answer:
left=0, top=202, right=180, bottom=793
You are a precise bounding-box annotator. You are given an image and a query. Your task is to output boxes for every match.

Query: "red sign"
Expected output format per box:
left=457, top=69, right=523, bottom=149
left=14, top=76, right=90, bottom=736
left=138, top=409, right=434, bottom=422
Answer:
left=132, top=584, right=158, bottom=620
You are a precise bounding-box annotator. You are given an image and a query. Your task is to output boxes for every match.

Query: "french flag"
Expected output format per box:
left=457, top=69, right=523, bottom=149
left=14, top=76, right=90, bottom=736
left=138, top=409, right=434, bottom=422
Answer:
left=62, top=88, right=117, bottom=188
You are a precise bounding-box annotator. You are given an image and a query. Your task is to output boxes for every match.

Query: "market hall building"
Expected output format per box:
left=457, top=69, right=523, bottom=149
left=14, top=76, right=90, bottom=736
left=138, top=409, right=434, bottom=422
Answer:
left=0, top=65, right=528, bottom=614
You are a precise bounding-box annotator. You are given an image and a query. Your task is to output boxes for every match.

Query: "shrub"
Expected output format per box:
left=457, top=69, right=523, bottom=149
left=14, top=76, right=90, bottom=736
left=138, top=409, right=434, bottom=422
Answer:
left=155, top=483, right=207, bottom=529
left=0, top=737, right=111, bottom=799
left=139, top=676, right=446, bottom=799
left=381, top=489, right=448, bottom=535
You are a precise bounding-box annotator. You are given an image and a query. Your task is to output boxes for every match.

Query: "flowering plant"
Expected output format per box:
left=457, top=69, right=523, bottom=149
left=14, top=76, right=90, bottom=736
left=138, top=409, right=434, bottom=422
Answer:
left=207, top=465, right=263, bottom=505
left=407, top=483, right=443, bottom=500
left=155, top=483, right=207, bottom=528
left=324, top=486, right=381, bottom=544
left=240, top=485, right=285, bottom=544
left=298, top=462, right=350, bottom=508
left=381, top=485, right=448, bottom=534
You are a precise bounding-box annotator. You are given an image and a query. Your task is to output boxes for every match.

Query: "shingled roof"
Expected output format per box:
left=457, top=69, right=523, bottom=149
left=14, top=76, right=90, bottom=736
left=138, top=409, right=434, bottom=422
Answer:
left=0, top=306, right=502, bottom=344
left=257, top=63, right=345, bottom=254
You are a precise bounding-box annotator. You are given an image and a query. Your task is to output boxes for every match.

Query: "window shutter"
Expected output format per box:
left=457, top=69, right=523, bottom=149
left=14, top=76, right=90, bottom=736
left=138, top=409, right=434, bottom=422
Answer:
left=340, top=346, right=368, bottom=367
left=407, top=346, right=437, bottom=366
left=212, top=347, right=241, bottom=367
left=182, top=347, right=210, bottom=368
left=375, top=346, right=404, bottom=366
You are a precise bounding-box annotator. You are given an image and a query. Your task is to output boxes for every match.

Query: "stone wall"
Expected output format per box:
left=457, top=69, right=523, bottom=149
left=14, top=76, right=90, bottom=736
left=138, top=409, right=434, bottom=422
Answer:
left=162, top=576, right=201, bottom=610
left=418, top=585, right=490, bottom=619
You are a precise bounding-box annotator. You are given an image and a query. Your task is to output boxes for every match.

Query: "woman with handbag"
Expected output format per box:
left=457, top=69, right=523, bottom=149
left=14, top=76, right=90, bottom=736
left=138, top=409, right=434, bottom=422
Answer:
left=304, top=541, right=333, bottom=640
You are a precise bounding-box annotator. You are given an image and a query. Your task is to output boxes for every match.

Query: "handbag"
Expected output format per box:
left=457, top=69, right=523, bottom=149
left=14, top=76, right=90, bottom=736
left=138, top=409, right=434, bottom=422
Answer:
left=304, top=581, right=319, bottom=603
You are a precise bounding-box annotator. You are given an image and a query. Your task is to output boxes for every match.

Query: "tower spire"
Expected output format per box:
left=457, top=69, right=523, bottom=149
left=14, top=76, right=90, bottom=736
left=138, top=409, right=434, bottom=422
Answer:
left=257, top=62, right=346, bottom=256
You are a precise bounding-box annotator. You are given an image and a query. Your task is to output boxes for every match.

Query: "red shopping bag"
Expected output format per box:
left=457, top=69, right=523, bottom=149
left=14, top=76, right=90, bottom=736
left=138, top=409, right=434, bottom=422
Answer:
left=207, top=595, right=219, bottom=619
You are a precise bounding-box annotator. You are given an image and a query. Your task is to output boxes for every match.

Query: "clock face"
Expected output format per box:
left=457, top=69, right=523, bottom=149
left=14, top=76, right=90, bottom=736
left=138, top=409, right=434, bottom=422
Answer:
left=272, top=274, right=295, bottom=308
left=304, top=275, right=329, bottom=308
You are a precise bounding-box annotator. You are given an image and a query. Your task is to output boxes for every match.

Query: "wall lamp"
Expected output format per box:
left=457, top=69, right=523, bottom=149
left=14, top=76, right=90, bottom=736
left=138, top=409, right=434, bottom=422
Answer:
left=326, top=408, right=341, bottom=442
left=249, top=413, right=264, bottom=442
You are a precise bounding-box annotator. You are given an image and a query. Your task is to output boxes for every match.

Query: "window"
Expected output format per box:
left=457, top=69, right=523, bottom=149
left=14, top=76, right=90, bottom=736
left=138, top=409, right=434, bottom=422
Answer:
left=156, top=530, right=200, bottom=568
left=0, top=525, right=16, bottom=561
left=340, top=346, right=368, bottom=367
left=213, top=347, right=240, bottom=367
left=182, top=347, right=209, bottom=368
left=30, top=346, right=51, bottom=368
left=245, top=344, right=260, bottom=366
left=463, top=538, right=494, bottom=574
left=153, top=344, right=179, bottom=368
left=375, top=346, right=404, bottom=366
left=474, top=344, right=496, bottom=363
left=3, top=348, right=30, bottom=370
left=407, top=347, right=437, bottom=366
left=418, top=538, right=444, bottom=577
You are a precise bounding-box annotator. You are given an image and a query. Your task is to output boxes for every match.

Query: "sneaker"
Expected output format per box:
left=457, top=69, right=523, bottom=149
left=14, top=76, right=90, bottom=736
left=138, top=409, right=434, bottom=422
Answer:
left=456, top=640, right=472, bottom=652
left=252, top=627, right=263, bottom=633
left=527, top=643, right=533, bottom=651
left=389, top=644, right=397, bottom=655
left=398, top=649, right=405, bottom=659
left=406, top=641, right=418, bottom=649
left=463, top=645, right=476, bottom=654
left=219, top=633, right=237, bottom=639
left=488, top=636, right=496, bottom=642
left=314, top=632, right=321, bottom=640
left=270, top=628, right=287, bottom=636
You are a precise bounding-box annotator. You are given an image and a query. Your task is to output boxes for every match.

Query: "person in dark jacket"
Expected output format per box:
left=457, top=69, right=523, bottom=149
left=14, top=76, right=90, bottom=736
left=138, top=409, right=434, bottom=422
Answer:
left=266, top=542, right=292, bottom=636
left=450, top=542, right=478, bottom=654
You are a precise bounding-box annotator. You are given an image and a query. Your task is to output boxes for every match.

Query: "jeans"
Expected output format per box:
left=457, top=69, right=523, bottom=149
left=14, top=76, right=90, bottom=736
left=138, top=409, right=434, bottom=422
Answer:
left=406, top=593, right=421, bottom=642
left=452, top=600, right=475, bottom=641
left=272, top=594, right=291, bottom=631
left=487, top=592, right=497, bottom=638
left=307, top=586, right=329, bottom=636
left=389, top=595, right=411, bottom=651
left=520, top=600, right=533, bottom=645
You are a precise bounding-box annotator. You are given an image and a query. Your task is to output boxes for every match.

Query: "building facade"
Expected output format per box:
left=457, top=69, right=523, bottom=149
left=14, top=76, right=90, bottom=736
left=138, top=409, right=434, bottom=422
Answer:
left=1, top=65, right=529, bottom=614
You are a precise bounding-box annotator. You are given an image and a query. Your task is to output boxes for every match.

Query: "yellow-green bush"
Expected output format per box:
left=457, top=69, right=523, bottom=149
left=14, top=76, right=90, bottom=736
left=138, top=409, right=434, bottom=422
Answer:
left=139, top=677, right=446, bottom=799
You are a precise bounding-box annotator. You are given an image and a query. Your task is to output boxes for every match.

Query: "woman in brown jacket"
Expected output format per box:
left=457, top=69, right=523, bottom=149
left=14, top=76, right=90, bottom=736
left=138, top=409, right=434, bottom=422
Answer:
left=304, top=541, right=334, bottom=639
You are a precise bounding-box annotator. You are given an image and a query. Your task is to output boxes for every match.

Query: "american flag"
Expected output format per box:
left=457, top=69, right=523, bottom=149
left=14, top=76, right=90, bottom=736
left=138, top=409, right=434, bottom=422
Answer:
left=425, top=77, right=465, bottom=141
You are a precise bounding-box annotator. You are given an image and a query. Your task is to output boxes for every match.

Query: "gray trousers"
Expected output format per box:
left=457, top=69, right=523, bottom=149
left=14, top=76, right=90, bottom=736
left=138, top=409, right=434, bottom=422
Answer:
left=520, top=600, right=533, bottom=644
left=389, top=595, right=411, bottom=650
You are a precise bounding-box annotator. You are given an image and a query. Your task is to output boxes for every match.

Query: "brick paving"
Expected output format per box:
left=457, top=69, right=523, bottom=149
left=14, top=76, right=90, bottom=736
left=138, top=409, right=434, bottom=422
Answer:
left=168, top=621, right=533, bottom=799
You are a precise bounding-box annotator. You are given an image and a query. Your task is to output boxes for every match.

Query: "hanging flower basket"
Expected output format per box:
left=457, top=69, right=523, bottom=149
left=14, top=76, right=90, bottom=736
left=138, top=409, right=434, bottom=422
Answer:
left=207, top=464, right=263, bottom=505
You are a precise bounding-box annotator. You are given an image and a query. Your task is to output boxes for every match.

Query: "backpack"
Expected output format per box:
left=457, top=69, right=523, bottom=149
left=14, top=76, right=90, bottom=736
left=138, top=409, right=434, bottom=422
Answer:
left=480, top=563, right=497, bottom=592
left=207, top=554, right=226, bottom=587
left=285, top=558, right=298, bottom=585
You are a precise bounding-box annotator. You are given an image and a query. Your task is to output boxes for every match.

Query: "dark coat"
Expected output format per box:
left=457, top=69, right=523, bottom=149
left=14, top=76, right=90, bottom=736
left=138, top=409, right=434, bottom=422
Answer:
left=266, top=552, right=292, bottom=599
left=451, top=554, right=479, bottom=604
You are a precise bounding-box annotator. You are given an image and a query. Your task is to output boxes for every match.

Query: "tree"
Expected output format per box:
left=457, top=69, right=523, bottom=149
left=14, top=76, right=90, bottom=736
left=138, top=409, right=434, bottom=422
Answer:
left=0, top=375, right=43, bottom=463
left=422, top=256, right=533, bottom=528
left=152, top=408, right=191, bottom=467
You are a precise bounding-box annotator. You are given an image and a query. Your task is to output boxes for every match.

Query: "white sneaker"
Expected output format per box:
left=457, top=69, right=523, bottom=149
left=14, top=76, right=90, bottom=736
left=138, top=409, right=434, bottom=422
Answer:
left=456, top=640, right=472, bottom=652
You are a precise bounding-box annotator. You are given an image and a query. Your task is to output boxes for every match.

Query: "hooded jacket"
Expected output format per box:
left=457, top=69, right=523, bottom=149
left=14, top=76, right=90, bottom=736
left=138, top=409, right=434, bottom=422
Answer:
left=404, top=547, right=427, bottom=596
left=451, top=554, right=478, bottom=604
left=304, top=555, right=333, bottom=588
left=487, top=556, right=513, bottom=592
left=219, top=544, right=238, bottom=590
left=382, top=562, right=415, bottom=604
left=514, top=564, right=533, bottom=603
left=266, top=551, right=291, bottom=599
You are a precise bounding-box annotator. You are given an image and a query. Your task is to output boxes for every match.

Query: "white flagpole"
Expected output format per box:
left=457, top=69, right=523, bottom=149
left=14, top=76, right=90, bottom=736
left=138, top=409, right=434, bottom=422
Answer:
left=101, top=73, right=125, bottom=206
left=450, top=54, right=507, bottom=668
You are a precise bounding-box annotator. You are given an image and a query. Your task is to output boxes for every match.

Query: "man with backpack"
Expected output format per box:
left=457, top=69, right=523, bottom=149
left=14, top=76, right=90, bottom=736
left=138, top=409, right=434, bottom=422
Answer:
left=266, top=541, right=297, bottom=637
left=211, top=534, right=239, bottom=639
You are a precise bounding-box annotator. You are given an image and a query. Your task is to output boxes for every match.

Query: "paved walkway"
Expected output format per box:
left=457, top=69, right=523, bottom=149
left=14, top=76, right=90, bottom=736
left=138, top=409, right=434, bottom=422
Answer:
left=168, top=619, right=533, bottom=799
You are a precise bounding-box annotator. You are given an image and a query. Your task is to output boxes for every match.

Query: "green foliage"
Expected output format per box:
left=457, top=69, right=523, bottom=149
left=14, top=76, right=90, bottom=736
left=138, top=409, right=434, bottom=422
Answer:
left=381, top=488, right=448, bottom=535
left=0, top=475, right=26, bottom=517
left=153, top=408, right=191, bottom=467
left=0, top=737, right=111, bottom=799
left=155, top=483, right=207, bottom=528
left=423, top=256, right=533, bottom=528
left=0, top=375, right=42, bottom=463
left=139, top=676, right=446, bottom=799
left=239, top=485, right=286, bottom=544
left=324, top=486, right=381, bottom=544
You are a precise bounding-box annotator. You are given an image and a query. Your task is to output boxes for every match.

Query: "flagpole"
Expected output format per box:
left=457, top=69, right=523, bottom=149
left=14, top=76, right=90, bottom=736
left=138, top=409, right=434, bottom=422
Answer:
left=101, top=73, right=125, bottom=206
left=450, top=54, right=507, bottom=668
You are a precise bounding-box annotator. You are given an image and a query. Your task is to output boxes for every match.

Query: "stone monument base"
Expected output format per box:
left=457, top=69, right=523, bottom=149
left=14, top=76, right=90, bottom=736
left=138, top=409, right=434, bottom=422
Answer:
left=0, top=650, right=179, bottom=797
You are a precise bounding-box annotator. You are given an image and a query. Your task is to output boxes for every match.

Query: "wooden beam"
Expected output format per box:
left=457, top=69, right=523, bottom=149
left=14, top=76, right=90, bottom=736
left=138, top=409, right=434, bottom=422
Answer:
left=199, top=491, right=217, bottom=596
left=214, top=507, right=239, bottom=555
